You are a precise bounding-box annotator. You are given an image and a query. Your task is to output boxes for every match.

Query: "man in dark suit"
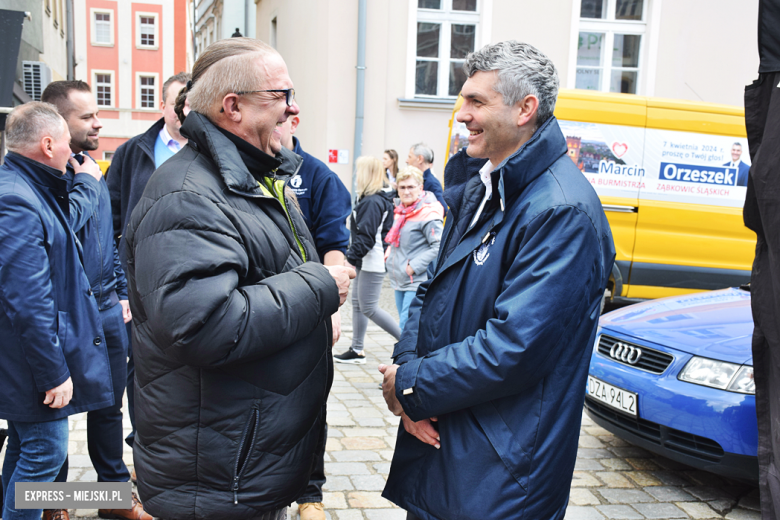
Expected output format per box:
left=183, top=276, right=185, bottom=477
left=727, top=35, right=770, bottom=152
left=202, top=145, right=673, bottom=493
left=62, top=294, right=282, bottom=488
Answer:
left=724, top=142, right=750, bottom=187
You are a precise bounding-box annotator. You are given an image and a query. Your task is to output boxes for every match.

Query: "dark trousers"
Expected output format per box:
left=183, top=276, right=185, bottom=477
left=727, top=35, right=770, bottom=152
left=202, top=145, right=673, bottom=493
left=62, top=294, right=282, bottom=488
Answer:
left=125, top=321, right=136, bottom=448
left=744, top=71, right=780, bottom=520
left=297, top=405, right=327, bottom=504
left=56, top=303, right=130, bottom=483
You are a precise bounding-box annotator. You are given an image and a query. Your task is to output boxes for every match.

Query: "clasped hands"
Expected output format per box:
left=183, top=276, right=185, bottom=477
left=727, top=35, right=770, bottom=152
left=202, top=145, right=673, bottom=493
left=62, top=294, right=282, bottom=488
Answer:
left=378, top=364, right=440, bottom=449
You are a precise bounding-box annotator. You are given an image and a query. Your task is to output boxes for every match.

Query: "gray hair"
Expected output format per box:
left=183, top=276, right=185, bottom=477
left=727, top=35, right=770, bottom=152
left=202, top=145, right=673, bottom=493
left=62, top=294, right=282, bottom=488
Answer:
left=411, top=143, right=434, bottom=165
left=463, top=40, right=559, bottom=125
left=187, top=38, right=277, bottom=120
left=5, top=102, right=66, bottom=153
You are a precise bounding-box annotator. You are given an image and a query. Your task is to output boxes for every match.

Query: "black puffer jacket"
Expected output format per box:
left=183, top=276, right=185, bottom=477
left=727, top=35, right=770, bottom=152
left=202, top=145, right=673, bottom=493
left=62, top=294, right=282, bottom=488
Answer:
left=346, top=190, right=394, bottom=270
left=124, top=112, right=340, bottom=520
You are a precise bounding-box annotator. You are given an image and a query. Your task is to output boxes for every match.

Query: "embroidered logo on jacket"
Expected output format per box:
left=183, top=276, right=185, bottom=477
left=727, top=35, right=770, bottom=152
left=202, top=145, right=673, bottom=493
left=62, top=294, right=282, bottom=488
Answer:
left=473, top=233, right=496, bottom=266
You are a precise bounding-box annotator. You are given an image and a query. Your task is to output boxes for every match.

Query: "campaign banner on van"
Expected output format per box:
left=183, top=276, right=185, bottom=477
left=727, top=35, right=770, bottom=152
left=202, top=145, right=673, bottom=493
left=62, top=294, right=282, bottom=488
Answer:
left=559, top=120, right=749, bottom=208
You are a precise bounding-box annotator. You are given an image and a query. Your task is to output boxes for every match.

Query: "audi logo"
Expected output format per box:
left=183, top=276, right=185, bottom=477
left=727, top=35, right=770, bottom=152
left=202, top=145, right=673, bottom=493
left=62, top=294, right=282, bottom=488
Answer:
left=609, top=342, right=643, bottom=365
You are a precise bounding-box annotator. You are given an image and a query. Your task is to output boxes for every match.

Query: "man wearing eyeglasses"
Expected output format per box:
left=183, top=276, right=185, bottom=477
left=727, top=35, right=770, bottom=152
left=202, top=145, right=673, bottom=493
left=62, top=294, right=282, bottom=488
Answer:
left=123, top=38, right=355, bottom=520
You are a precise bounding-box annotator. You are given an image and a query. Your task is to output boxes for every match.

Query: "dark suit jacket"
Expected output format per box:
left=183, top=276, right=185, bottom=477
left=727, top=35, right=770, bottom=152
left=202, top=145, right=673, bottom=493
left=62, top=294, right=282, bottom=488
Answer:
left=724, top=160, right=750, bottom=187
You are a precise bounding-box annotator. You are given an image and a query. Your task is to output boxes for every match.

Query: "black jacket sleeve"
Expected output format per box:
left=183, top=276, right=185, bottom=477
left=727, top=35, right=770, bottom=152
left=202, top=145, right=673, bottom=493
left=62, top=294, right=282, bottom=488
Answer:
left=346, top=194, right=388, bottom=266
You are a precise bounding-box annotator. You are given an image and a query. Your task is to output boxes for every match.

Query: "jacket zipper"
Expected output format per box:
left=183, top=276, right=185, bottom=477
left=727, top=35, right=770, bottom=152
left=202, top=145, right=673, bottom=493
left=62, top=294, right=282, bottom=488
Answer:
left=233, top=404, right=260, bottom=505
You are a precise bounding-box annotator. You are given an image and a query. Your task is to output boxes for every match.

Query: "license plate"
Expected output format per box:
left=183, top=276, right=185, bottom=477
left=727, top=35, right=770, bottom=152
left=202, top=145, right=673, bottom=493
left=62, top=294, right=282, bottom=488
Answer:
left=587, top=376, right=637, bottom=417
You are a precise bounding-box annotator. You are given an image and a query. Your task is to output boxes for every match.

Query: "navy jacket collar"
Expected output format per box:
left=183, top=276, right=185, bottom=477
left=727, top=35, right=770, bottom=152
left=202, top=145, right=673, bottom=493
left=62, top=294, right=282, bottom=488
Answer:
left=4, top=152, right=68, bottom=193
left=443, top=116, right=567, bottom=216
left=180, top=111, right=302, bottom=196
left=139, top=118, right=167, bottom=159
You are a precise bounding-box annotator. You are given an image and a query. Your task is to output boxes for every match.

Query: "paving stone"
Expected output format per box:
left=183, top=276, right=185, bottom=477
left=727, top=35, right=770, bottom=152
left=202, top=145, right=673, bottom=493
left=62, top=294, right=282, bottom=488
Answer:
left=685, top=486, right=734, bottom=502
left=594, top=471, right=633, bottom=488
left=327, top=462, right=372, bottom=475
left=334, top=511, right=366, bottom=520
left=373, top=463, right=392, bottom=474
left=579, top=436, right=606, bottom=448
left=578, top=448, right=615, bottom=459
left=676, top=501, right=723, bottom=519
left=364, top=509, right=406, bottom=520
left=332, top=450, right=383, bottom=462
left=708, top=500, right=738, bottom=513
left=684, top=470, right=727, bottom=487
left=341, top=437, right=387, bottom=450
left=724, top=509, right=761, bottom=520
left=625, top=471, right=662, bottom=487
left=73, top=509, right=98, bottom=518
left=326, top=438, right=344, bottom=451
left=594, top=505, right=644, bottom=519
left=575, top=459, right=606, bottom=471
left=649, top=470, right=691, bottom=486
left=564, top=506, right=606, bottom=519
left=737, top=493, right=761, bottom=512
left=610, top=447, right=652, bottom=458
left=333, top=509, right=363, bottom=520
left=626, top=458, right=660, bottom=471
left=585, top=426, right=612, bottom=436
left=571, top=471, right=602, bottom=488
left=328, top=428, right=345, bottom=438
left=350, top=408, right=383, bottom=418
left=348, top=491, right=394, bottom=508
left=378, top=450, right=395, bottom=461
left=604, top=437, right=633, bottom=447
left=645, top=486, right=696, bottom=502
left=323, top=491, right=349, bottom=509
left=600, top=459, right=633, bottom=471
left=329, top=416, right=357, bottom=426
left=323, top=476, right=355, bottom=491
left=632, top=502, right=688, bottom=518
left=570, top=488, right=601, bottom=505
left=598, top=489, right=655, bottom=504
left=350, top=475, right=387, bottom=491
left=343, top=428, right=388, bottom=437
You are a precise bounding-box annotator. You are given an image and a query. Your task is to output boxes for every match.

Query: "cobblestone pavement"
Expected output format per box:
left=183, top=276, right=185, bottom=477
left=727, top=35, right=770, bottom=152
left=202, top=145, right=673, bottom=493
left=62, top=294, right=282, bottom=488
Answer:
left=0, top=284, right=762, bottom=519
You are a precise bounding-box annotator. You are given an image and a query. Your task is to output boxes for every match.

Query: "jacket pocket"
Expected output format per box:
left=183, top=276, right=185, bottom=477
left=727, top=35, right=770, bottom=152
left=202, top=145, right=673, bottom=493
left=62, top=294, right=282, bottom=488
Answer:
left=232, top=403, right=261, bottom=505
left=471, top=402, right=532, bottom=491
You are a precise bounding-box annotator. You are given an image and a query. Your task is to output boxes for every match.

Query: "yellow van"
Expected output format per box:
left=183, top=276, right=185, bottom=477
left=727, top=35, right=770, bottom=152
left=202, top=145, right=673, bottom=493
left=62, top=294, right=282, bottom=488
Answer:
left=447, top=89, right=756, bottom=303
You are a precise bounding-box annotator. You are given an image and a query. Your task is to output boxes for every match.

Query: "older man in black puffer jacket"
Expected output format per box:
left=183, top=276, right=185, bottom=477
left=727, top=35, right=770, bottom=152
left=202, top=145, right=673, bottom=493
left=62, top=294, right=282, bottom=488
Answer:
left=124, top=38, right=354, bottom=520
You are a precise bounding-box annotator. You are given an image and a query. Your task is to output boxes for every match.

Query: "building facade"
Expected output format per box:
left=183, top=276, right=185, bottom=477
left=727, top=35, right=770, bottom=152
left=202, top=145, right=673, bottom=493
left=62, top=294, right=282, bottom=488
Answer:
left=254, top=0, right=759, bottom=191
left=73, top=0, right=191, bottom=159
left=192, top=0, right=256, bottom=60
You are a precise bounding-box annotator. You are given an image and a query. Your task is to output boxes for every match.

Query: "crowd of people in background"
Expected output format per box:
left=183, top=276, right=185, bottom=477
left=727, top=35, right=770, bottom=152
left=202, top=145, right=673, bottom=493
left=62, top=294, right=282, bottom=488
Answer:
left=0, top=36, right=617, bottom=520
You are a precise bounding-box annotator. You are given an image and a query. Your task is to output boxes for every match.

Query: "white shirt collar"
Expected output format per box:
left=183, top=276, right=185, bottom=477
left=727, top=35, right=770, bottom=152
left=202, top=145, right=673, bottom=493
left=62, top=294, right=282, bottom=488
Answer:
left=159, top=124, right=181, bottom=152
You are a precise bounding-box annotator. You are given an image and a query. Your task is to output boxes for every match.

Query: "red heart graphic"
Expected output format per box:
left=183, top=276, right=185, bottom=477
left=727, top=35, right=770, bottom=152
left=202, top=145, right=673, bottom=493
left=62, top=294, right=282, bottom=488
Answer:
left=612, top=142, right=628, bottom=158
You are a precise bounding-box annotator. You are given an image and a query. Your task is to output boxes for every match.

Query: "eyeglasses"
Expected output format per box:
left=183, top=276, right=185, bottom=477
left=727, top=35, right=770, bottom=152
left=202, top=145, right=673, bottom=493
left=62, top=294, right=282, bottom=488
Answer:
left=235, top=88, right=296, bottom=107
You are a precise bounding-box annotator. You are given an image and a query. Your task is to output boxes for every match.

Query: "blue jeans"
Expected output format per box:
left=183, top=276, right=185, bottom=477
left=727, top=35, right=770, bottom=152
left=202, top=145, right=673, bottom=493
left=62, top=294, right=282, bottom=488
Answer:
left=2, top=418, right=69, bottom=520
left=55, top=302, right=130, bottom=483
left=394, top=290, right=416, bottom=332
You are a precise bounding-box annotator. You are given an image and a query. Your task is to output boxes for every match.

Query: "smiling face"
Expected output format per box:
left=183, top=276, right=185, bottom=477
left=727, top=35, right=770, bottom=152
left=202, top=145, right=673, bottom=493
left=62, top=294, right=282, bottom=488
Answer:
left=239, top=53, right=300, bottom=156
left=456, top=70, right=528, bottom=166
left=64, top=89, right=102, bottom=153
left=731, top=144, right=742, bottom=163
left=398, top=177, right=423, bottom=207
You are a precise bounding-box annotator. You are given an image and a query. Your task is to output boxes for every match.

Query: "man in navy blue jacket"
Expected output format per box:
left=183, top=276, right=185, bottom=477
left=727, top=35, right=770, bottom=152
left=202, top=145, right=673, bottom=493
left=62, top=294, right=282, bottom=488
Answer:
left=379, top=41, right=615, bottom=520
left=280, top=115, right=351, bottom=520
left=42, top=81, right=152, bottom=520
left=0, top=102, right=114, bottom=520
left=406, top=143, right=447, bottom=216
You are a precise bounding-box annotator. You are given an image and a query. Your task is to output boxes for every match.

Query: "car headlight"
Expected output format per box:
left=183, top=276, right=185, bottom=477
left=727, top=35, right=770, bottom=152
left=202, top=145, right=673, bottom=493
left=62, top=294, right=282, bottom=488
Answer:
left=679, top=357, right=754, bottom=394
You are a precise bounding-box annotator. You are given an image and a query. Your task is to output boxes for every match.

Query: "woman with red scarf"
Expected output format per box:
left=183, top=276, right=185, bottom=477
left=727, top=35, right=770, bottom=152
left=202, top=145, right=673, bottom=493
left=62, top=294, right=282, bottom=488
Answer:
left=385, top=166, right=445, bottom=331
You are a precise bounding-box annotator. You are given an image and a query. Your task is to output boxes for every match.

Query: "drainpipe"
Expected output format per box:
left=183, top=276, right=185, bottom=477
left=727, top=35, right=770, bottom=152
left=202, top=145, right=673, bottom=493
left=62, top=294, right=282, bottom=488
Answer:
left=351, top=0, right=366, bottom=202
left=66, top=0, right=74, bottom=79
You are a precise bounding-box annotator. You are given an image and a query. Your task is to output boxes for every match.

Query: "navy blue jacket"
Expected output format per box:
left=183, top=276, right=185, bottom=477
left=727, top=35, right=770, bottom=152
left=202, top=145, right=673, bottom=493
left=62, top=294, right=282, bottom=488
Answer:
left=290, top=137, right=351, bottom=260
left=0, top=152, right=114, bottom=422
left=423, top=168, right=447, bottom=216
left=383, top=117, right=616, bottom=520
left=67, top=153, right=128, bottom=310
left=106, top=118, right=165, bottom=266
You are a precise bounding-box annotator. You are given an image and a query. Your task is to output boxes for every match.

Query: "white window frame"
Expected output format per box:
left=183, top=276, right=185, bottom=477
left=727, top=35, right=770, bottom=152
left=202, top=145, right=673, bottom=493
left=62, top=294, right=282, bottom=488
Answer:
left=569, top=0, right=649, bottom=95
left=93, top=70, right=115, bottom=108
left=136, top=72, right=159, bottom=110
left=136, top=12, right=159, bottom=50
left=103, top=151, right=115, bottom=161
left=406, top=0, right=482, bottom=99
left=90, top=8, right=114, bottom=47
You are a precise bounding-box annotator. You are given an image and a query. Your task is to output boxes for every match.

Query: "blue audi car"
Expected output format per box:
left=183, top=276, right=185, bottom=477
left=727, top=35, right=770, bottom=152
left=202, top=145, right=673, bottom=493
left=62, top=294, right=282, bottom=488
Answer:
left=585, top=287, right=758, bottom=483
